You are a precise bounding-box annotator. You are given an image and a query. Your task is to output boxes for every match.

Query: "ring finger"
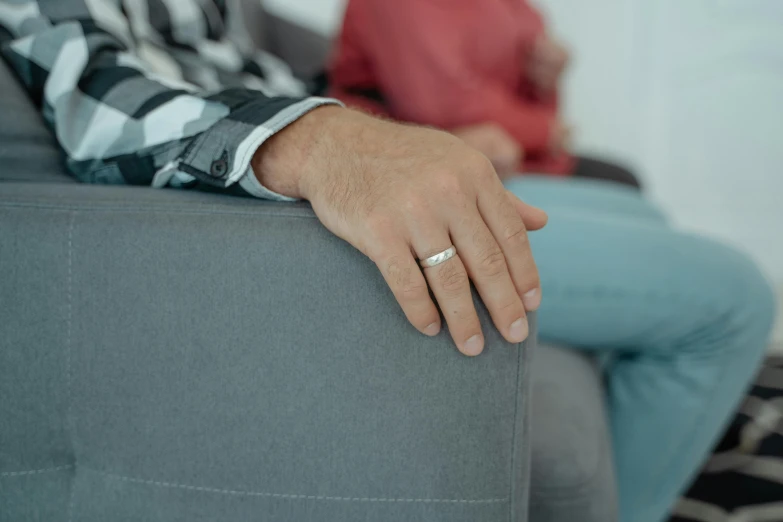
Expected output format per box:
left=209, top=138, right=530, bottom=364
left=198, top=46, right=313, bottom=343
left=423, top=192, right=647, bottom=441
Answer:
left=412, top=232, right=484, bottom=357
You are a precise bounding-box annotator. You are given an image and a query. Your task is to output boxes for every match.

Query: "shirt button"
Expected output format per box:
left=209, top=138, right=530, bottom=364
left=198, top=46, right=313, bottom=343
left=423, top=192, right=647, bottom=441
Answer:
left=210, top=151, right=229, bottom=178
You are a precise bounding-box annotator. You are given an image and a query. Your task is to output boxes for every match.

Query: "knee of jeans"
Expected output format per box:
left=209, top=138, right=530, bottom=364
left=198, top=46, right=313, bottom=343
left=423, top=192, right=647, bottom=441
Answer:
left=695, top=239, right=777, bottom=353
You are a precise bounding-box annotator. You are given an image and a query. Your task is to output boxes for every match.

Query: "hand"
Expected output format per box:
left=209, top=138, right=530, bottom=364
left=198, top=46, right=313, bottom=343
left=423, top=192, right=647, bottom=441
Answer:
left=549, top=119, right=572, bottom=156
left=452, top=123, right=523, bottom=179
left=253, top=107, right=547, bottom=356
left=527, top=36, right=569, bottom=94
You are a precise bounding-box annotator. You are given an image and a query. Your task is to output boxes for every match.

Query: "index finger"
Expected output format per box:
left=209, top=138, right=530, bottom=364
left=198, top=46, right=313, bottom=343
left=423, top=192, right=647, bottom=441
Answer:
left=478, top=187, right=542, bottom=312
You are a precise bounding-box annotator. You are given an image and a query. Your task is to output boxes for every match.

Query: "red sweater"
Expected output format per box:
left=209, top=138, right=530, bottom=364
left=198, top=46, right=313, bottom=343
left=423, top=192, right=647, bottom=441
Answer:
left=329, top=0, right=574, bottom=175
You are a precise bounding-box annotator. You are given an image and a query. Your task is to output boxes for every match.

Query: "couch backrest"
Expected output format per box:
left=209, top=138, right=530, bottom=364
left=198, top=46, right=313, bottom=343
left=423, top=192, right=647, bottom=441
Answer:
left=0, top=59, right=73, bottom=184
left=236, top=0, right=333, bottom=80
left=263, top=12, right=332, bottom=81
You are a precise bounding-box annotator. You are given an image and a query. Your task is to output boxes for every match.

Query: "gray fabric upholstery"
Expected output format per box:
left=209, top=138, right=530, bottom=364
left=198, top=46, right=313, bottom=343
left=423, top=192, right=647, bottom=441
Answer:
left=0, top=183, right=532, bottom=522
left=0, top=59, right=72, bottom=184
left=235, top=1, right=330, bottom=81
left=530, top=346, right=618, bottom=522
left=264, top=12, right=333, bottom=80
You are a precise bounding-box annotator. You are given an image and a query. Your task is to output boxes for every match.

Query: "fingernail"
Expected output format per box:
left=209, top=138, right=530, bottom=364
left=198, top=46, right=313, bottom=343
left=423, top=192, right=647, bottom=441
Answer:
left=509, top=317, right=529, bottom=342
left=463, top=335, right=484, bottom=356
left=425, top=322, right=440, bottom=336
left=522, top=288, right=541, bottom=311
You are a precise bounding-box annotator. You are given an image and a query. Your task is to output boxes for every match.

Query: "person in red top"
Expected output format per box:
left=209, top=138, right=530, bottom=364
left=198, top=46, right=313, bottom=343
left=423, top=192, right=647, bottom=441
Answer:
left=329, top=0, right=640, bottom=187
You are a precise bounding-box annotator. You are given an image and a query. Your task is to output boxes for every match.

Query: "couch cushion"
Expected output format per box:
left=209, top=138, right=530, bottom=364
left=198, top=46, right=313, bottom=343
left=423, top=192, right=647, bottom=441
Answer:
left=530, top=345, right=619, bottom=522
left=0, top=59, right=73, bottom=184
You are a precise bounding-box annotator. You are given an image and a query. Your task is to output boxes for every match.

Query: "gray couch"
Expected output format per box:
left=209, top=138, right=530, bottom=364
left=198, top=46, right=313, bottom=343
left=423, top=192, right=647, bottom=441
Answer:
left=0, top=10, right=616, bottom=522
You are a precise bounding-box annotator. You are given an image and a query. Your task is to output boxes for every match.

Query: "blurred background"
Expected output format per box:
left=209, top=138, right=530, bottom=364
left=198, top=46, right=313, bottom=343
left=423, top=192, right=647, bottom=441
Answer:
left=266, top=0, right=783, bottom=346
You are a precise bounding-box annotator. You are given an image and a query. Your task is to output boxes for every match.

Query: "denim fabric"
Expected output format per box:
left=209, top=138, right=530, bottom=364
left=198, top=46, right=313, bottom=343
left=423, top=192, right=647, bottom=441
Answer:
left=506, top=176, right=777, bottom=522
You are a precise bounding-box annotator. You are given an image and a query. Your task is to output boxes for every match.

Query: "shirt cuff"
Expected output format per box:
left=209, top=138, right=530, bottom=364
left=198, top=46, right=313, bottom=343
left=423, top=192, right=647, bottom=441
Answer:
left=238, top=165, right=296, bottom=201
left=234, top=97, right=345, bottom=200
left=168, top=96, right=344, bottom=199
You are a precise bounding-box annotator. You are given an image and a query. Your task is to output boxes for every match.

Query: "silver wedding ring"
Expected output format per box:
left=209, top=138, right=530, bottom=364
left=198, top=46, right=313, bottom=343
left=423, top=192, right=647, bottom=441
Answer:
left=419, top=246, right=457, bottom=268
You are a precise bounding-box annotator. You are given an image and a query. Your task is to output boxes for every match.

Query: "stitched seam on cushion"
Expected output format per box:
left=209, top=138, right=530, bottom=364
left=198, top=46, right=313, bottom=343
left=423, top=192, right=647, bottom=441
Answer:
left=508, top=336, right=524, bottom=520
left=66, top=212, right=77, bottom=522
left=0, top=202, right=317, bottom=220
left=67, top=212, right=73, bottom=440
left=520, top=332, right=533, bottom=511
left=86, top=469, right=507, bottom=504
left=0, top=465, right=74, bottom=477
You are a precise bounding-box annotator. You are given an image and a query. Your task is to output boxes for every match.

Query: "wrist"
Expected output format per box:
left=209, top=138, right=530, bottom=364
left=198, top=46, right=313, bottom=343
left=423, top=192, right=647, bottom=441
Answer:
left=251, top=105, right=349, bottom=200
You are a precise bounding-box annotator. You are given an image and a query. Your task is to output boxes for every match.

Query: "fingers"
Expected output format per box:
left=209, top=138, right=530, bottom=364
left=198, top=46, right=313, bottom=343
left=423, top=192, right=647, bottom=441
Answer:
left=411, top=232, right=485, bottom=356
left=450, top=211, right=531, bottom=345
left=507, top=190, right=548, bottom=231
left=489, top=143, right=523, bottom=179
left=489, top=154, right=520, bottom=179
left=478, top=187, right=542, bottom=313
left=375, top=245, right=441, bottom=337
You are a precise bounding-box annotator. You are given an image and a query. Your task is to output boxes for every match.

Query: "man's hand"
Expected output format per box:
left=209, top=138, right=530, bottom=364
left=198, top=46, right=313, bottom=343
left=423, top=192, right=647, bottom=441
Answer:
left=253, top=107, right=547, bottom=356
left=452, top=123, right=523, bottom=179
left=527, top=36, right=569, bottom=94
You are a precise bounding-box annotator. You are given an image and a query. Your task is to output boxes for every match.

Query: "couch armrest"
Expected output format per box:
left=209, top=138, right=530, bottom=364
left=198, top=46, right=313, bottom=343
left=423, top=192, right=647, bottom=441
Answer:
left=0, top=182, right=533, bottom=522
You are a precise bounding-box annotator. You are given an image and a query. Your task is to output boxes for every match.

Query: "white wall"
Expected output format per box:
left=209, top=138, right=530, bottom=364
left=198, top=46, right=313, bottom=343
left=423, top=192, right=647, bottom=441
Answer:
left=266, top=0, right=783, bottom=341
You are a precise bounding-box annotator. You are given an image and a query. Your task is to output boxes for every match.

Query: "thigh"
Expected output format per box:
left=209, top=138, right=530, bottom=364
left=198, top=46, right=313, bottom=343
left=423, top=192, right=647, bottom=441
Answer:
left=527, top=205, right=770, bottom=350
left=504, top=175, right=667, bottom=225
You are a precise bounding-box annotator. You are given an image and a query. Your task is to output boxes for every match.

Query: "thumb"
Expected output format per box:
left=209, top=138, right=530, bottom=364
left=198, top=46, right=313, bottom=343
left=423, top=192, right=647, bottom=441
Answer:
left=507, top=190, right=548, bottom=231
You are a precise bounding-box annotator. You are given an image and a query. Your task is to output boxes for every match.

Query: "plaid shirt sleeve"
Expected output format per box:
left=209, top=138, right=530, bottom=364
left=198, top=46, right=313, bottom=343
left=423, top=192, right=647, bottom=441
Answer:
left=0, top=0, right=340, bottom=199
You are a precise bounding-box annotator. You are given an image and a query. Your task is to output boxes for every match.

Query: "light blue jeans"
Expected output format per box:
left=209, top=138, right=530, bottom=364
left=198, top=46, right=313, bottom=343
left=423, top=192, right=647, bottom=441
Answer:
left=504, top=176, right=777, bottom=522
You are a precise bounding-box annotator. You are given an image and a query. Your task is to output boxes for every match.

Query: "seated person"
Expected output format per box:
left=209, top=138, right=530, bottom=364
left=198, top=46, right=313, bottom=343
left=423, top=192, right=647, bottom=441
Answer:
left=329, top=0, right=640, bottom=187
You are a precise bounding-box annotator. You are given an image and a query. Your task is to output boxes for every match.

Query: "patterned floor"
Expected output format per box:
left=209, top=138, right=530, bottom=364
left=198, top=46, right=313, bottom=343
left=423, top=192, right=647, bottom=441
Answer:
left=671, top=357, right=783, bottom=522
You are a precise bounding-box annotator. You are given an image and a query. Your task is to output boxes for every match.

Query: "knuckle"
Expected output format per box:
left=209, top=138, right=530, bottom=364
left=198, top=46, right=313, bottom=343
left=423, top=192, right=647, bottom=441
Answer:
left=401, top=191, right=425, bottom=213
left=434, top=172, right=465, bottom=199
left=477, top=247, right=507, bottom=278
left=497, top=193, right=521, bottom=221
left=457, top=317, right=482, bottom=338
left=468, top=152, right=497, bottom=181
left=505, top=223, right=529, bottom=245
left=498, top=297, right=522, bottom=313
left=436, top=262, right=469, bottom=296
left=400, top=276, right=429, bottom=302
left=365, top=212, right=394, bottom=237
left=401, top=193, right=431, bottom=222
left=412, top=317, right=436, bottom=332
left=384, top=256, right=417, bottom=292
left=365, top=239, right=393, bottom=264
left=522, top=275, right=541, bottom=292
left=516, top=272, right=541, bottom=294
